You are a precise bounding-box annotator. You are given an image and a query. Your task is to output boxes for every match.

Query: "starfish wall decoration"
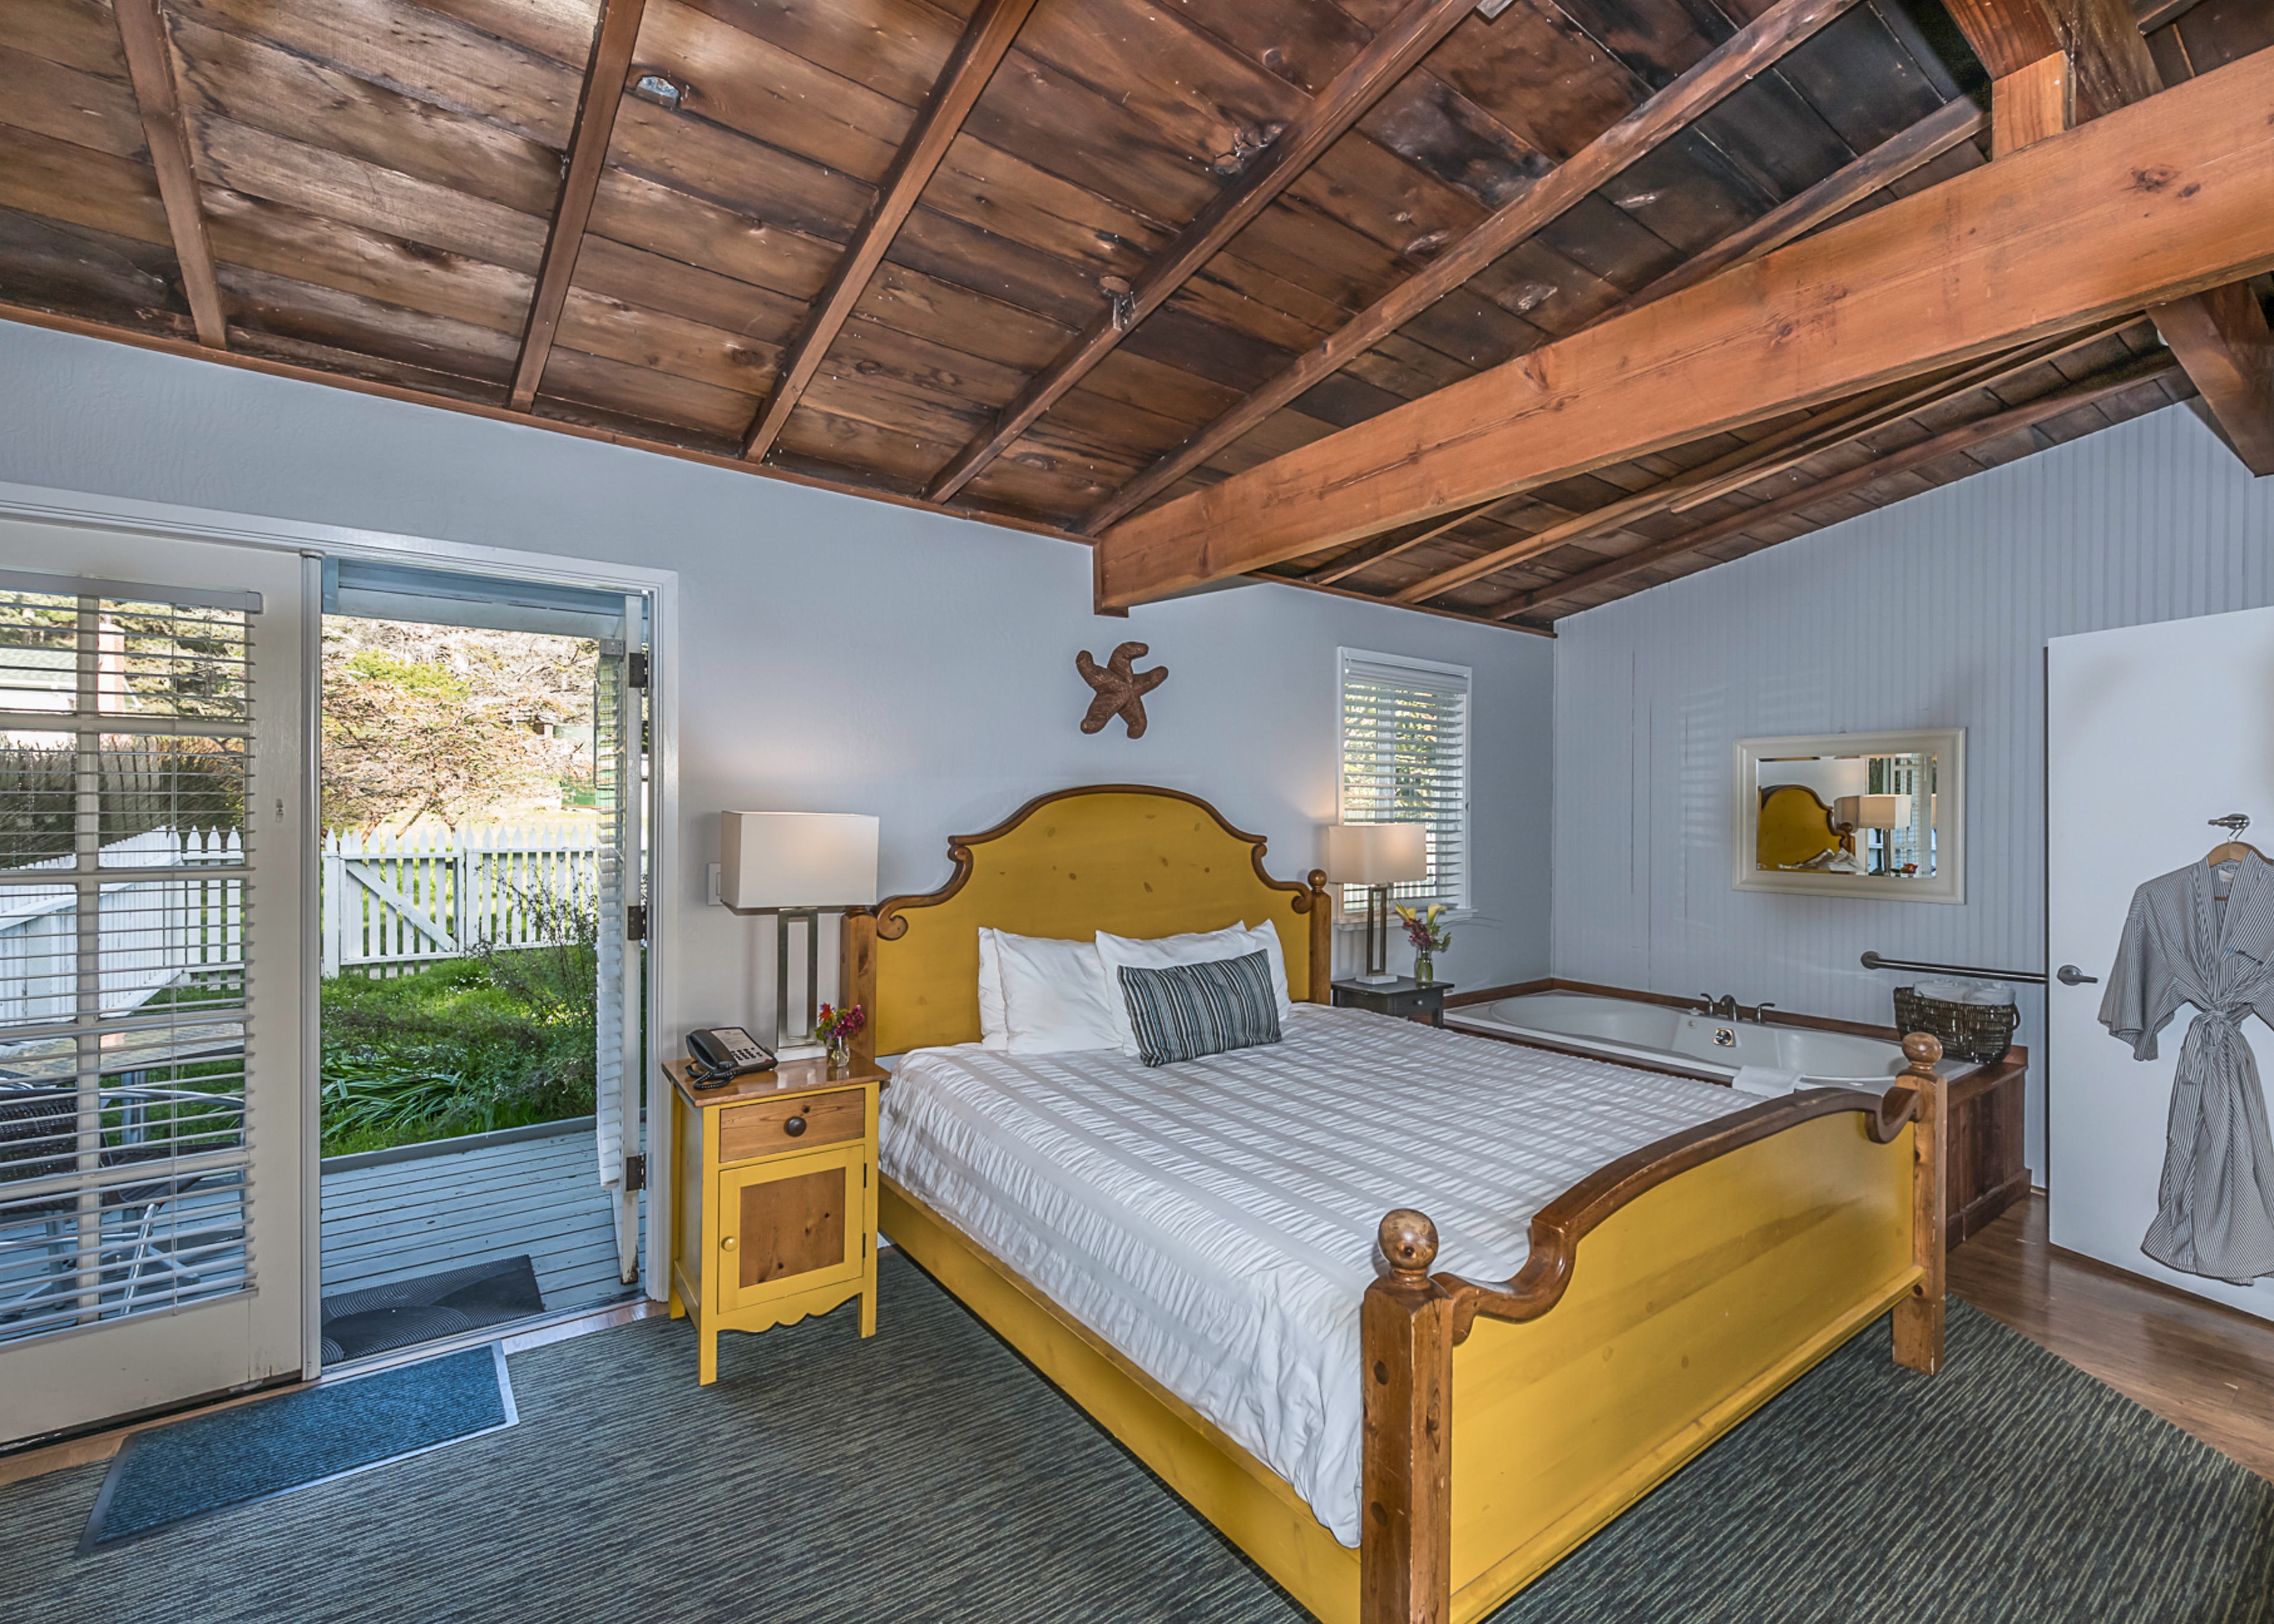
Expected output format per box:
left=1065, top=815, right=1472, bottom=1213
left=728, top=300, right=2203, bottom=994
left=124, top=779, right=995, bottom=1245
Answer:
left=1075, top=641, right=1168, bottom=738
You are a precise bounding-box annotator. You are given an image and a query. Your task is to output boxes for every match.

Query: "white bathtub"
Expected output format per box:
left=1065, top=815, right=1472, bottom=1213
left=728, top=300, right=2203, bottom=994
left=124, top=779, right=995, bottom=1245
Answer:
left=1450, top=990, right=1974, bottom=1088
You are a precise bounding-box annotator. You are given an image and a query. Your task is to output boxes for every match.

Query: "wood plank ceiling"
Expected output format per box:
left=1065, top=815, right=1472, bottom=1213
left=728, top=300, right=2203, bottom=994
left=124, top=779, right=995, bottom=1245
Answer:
left=1, top=0, right=2266, bottom=631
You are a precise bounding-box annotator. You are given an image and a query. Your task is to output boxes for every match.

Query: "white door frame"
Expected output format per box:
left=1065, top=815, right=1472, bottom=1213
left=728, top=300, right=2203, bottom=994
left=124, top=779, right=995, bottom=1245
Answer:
left=0, top=480, right=683, bottom=1375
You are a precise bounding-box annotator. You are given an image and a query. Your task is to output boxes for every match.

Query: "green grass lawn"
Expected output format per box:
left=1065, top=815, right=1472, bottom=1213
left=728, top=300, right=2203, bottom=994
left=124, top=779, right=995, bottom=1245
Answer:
left=320, top=946, right=596, bottom=1159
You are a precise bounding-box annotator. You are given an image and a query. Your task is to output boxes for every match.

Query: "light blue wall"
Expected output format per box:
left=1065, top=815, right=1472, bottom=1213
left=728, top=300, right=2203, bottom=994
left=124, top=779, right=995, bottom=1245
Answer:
left=1552, top=403, right=2274, bottom=1176
left=0, top=320, right=1554, bottom=1040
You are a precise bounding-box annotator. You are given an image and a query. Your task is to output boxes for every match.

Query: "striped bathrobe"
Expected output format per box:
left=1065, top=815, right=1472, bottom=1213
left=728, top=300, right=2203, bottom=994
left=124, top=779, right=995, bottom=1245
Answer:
left=2100, top=851, right=2274, bottom=1282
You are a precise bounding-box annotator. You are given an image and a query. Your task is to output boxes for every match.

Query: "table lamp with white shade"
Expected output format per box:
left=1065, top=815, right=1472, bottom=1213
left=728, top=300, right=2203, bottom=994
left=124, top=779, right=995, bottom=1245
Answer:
left=1322, top=822, right=1427, bottom=985
left=1835, top=794, right=1912, bottom=876
left=720, top=811, right=879, bottom=1055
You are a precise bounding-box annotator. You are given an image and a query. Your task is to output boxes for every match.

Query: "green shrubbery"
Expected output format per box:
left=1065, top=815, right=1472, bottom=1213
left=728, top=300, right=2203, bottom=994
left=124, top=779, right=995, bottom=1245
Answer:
left=320, top=895, right=598, bottom=1157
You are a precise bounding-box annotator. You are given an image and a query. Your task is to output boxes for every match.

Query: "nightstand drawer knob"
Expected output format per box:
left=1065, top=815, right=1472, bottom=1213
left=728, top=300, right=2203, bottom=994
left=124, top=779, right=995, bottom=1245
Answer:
left=783, top=1115, right=807, bottom=1137
left=721, top=1235, right=737, bottom=1252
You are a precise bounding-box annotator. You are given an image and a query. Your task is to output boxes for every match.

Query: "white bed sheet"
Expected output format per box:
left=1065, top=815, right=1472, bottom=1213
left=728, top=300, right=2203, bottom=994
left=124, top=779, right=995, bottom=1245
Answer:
left=879, top=1004, right=1745, bottom=1546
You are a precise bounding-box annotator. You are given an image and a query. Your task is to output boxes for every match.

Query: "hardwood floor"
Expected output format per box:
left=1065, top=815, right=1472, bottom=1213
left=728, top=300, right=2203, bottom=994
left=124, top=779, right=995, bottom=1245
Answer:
left=1949, top=1192, right=2274, bottom=1481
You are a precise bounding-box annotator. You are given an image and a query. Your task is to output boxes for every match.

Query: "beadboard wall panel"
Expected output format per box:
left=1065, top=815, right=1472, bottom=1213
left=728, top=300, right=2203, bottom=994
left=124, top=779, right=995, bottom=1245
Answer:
left=1552, top=405, right=2274, bottom=1178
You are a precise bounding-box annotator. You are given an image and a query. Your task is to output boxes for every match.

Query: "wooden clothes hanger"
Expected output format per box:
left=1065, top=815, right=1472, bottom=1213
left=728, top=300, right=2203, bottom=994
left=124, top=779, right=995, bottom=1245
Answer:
left=2204, top=814, right=2266, bottom=870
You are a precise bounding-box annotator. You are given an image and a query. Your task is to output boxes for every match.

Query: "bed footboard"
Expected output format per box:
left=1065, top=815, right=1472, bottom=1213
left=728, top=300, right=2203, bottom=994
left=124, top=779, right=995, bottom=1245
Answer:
left=1361, top=1034, right=1949, bottom=1624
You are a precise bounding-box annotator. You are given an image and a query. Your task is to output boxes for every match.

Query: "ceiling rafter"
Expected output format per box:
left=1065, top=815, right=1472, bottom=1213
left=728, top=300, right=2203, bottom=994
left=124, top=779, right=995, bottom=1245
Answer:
left=510, top=0, right=648, bottom=412
left=1076, top=0, right=1871, bottom=536
left=1507, top=350, right=2182, bottom=620
left=1090, top=48, right=2274, bottom=609
left=916, top=0, right=1479, bottom=503
left=2151, top=283, right=2274, bottom=474
left=1319, top=95, right=1992, bottom=595
left=741, top=0, right=1042, bottom=464
left=113, top=0, right=226, bottom=350
left=1953, top=0, right=2269, bottom=469
left=1392, top=320, right=2133, bottom=604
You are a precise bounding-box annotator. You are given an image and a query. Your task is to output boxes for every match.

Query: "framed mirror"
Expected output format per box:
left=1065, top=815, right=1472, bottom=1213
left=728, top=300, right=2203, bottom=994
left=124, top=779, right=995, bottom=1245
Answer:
left=1732, top=729, right=1964, bottom=902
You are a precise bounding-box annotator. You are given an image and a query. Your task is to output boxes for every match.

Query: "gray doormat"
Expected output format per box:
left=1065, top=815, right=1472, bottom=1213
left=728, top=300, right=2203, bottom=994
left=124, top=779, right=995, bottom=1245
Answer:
left=319, top=1255, right=543, bottom=1363
left=79, top=1345, right=516, bottom=1552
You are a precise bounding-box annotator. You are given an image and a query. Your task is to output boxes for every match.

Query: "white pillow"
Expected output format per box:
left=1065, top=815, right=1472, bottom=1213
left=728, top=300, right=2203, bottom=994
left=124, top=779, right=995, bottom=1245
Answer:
left=976, top=928, right=1009, bottom=1050
left=1094, top=921, right=1291, bottom=1057
left=994, top=931, right=1122, bottom=1053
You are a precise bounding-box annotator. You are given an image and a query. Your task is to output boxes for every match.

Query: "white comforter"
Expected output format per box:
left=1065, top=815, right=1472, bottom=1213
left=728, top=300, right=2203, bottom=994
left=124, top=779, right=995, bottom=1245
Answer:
left=879, top=1004, right=1742, bottom=1546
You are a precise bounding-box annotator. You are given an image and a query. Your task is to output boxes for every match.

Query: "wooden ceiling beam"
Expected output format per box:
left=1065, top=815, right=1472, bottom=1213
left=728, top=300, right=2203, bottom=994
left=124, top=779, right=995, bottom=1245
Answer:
left=510, top=0, right=647, bottom=412
left=1077, top=0, right=1871, bottom=536
left=1090, top=48, right=2274, bottom=609
left=1605, top=95, right=1987, bottom=323
left=916, top=0, right=1478, bottom=503
left=1393, top=320, right=2133, bottom=603
left=1506, top=351, right=2179, bottom=620
left=1333, top=97, right=1991, bottom=597
left=113, top=0, right=225, bottom=350
left=2150, top=282, right=2274, bottom=474
left=741, top=0, right=1040, bottom=463
left=1956, top=0, right=2267, bottom=474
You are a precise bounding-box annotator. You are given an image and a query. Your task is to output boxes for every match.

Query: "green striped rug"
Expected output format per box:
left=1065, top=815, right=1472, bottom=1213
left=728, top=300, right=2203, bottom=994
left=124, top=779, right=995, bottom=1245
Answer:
left=8, top=1253, right=2270, bottom=1622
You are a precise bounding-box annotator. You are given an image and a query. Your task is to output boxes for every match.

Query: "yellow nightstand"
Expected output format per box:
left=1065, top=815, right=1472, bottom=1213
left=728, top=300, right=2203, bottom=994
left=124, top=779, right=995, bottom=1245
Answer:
left=665, top=1055, right=885, bottom=1384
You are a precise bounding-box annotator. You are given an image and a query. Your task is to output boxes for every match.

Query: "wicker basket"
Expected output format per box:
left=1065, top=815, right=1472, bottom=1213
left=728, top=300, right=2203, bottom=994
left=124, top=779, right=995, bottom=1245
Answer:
left=1891, top=986, right=2018, bottom=1066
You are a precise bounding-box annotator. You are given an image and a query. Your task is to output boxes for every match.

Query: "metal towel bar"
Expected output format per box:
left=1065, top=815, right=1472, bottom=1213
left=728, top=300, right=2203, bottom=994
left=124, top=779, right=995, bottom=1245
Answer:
left=1859, top=951, right=2046, bottom=986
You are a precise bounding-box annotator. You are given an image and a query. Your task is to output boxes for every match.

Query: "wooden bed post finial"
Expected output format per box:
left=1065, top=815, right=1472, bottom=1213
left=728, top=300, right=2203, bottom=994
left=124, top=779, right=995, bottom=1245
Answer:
left=1379, top=1209, right=1439, bottom=1274
left=1362, top=1208, right=1453, bottom=1624
left=1891, top=1032, right=1947, bottom=1375
left=1305, top=868, right=1334, bottom=1004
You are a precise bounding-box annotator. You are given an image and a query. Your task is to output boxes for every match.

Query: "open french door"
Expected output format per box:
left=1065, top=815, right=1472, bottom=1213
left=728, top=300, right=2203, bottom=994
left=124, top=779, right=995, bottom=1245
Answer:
left=592, top=606, right=645, bottom=1283
left=0, top=520, right=312, bottom=1443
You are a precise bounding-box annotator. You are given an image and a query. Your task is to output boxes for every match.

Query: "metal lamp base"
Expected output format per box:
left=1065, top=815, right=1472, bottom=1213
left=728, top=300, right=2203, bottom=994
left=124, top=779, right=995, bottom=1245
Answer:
left=1354, top=883, right=1400, bottom=983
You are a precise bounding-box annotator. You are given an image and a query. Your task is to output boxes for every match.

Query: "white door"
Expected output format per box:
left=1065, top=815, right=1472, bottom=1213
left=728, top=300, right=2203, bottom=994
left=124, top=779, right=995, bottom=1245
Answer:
left=0, top=522, right=311, bottom=1441
left=2047, top=603, right=2274, bottom=1320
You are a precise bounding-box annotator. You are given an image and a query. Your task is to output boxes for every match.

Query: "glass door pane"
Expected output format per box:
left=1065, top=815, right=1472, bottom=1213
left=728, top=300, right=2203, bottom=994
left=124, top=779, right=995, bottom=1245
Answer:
left=0, top=525, right=309, bottom=1443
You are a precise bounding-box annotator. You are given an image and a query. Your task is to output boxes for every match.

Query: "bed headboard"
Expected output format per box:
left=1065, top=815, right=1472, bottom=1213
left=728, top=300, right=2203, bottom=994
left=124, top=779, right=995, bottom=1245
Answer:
left=841, top=785, right=1332, bottom=1059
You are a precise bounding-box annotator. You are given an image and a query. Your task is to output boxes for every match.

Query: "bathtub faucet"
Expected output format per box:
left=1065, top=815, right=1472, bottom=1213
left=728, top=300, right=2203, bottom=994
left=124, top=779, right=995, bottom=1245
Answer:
left=1698, top=993, right=1739, bottom=1020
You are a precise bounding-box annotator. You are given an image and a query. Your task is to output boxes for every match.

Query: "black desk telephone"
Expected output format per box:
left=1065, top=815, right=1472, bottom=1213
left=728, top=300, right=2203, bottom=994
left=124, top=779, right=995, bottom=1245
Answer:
left=686, top=1026, right=776, bottom=1087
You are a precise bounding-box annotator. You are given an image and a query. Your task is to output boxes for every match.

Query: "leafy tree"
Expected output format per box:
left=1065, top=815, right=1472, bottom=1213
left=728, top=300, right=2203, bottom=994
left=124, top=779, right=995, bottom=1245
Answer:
left=319, top=622, right=598, bottom=834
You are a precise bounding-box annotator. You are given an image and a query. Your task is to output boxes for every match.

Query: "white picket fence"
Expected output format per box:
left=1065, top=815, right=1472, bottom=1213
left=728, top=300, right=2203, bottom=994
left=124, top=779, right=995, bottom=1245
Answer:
left=0, top=825, right=595, bottom=1018
left=0, top=828, right=245, bottom=1027
left=320, top=824, right=598, bottom=977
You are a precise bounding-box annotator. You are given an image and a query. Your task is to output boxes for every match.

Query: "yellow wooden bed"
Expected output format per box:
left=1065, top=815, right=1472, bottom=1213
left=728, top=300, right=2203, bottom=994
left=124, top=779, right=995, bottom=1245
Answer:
left=840, top=785, right=1945, bottom=1624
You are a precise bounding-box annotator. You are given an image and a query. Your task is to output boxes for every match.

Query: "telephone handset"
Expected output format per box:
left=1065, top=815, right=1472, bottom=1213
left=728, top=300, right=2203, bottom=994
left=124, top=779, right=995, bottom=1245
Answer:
left=686, top=1026, right=776, bottom=1088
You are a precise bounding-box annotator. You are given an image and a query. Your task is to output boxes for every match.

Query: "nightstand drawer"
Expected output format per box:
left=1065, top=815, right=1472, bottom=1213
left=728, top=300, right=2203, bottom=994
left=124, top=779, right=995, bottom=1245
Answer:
left=719, top=1087, right=866, bottom=1162
left=716, top=1147, right=865, bottom=1315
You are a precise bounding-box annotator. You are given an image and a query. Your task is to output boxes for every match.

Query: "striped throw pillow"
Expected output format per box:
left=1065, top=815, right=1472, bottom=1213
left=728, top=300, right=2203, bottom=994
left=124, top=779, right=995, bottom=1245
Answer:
left=1116, top=950, right=1283, bottom=1067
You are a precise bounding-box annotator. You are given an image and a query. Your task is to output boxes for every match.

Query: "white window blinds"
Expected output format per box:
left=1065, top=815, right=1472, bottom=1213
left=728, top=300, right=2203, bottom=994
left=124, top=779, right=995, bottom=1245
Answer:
left=1337, top=649, right=1470, bottom=913
left=0, top=578, right=259, bottom=1343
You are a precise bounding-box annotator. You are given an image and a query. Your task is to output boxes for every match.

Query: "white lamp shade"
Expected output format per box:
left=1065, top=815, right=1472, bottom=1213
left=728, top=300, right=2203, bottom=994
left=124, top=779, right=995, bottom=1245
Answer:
left=1835, top=794, right=1912, bottom=831
left=1322, top=822, right=1428, bottom=885
left=720, top=811, right=879, bottom=908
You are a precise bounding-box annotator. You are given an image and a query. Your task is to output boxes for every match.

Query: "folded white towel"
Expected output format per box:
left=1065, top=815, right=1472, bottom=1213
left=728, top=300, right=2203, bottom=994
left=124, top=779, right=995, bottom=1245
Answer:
left=1730, top=1065, right=1806, bottom=1098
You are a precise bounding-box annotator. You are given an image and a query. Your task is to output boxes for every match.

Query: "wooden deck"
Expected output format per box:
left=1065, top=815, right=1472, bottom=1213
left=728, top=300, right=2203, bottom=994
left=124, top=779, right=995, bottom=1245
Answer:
left=319, top=1120, right=637, bottom=1314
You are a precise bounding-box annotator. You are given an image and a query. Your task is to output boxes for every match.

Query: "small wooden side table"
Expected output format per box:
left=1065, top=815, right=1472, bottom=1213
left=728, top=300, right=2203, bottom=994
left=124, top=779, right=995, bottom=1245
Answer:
left=665, top=1055, right=885, bottom=1384
left=1332, top=977, right=1454, bottom=1028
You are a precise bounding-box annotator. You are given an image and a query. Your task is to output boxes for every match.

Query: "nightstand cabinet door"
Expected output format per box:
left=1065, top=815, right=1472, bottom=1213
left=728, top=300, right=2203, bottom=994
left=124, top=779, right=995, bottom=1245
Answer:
left=716, top=1146, right=865, bottom=1316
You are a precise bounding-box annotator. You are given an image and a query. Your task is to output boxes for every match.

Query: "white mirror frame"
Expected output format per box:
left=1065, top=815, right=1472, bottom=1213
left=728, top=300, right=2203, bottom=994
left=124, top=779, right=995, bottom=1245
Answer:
left=1732, top=728, right=1965, bottom=903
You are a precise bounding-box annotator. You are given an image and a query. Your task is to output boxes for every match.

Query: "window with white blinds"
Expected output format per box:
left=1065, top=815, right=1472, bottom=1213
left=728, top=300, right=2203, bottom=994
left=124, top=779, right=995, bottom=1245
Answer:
left=0, top=581, right=257, bottom=1344
left=1337, top=648, right=1470, bottom=914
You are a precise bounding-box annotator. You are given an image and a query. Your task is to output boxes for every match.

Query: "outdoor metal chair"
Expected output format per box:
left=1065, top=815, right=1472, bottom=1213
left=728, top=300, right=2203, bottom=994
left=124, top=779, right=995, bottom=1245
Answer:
left=0, top=1081, right=240, bottom=1332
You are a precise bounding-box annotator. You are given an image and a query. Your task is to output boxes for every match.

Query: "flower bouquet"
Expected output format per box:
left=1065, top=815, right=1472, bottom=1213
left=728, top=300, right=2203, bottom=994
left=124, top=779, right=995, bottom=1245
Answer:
left=1396, top=903, right=1452, bottom=984
left=817, top=1001, right=866, bottom=1069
